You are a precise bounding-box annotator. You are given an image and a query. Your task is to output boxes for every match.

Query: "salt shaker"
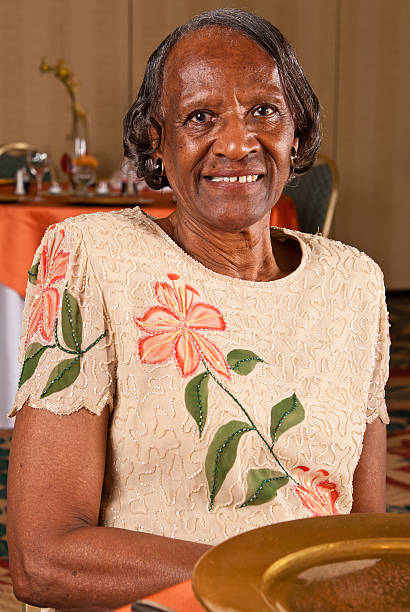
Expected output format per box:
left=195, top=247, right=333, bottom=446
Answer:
left=15, top=168, right=25, bottom=195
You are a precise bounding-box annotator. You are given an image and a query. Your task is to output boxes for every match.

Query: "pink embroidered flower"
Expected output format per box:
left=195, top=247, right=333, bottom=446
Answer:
left=135, top=273, right=230, bottom=378
left=25, top=228, right=69, bottom=347
left=293, top=466, right=339, bottom=516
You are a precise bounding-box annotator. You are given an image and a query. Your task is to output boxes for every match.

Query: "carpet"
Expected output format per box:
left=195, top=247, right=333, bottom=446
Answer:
left=385, top=290, right=410, bottom=512
left=0, top=430, right=19, bottom=609
left=386, top=370, right=410, bottom=512
left=0, top=430, right=11, bottom=561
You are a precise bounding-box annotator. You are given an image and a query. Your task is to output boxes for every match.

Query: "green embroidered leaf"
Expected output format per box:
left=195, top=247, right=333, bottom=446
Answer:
left=227, top=349, right=264, bottom=375
left=40, top=357, right=80, bottom=398
left=18, top=342, right=48, bottom=388
left=241, top=469, right=289, bottom=507
left=184, top=372, right=209, bottom=437
left=270, top=394, right=305, bottom=445
left=28, top=262, right=39, bottom=285
left=62, top=290, right=82, bottom=351
left=205, top=420, right=254, bottom=509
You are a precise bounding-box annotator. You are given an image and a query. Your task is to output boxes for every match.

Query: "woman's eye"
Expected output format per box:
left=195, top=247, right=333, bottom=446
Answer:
left=253, top=105, right=276, bottom=117
left=188, top=111, right=212, bottom=124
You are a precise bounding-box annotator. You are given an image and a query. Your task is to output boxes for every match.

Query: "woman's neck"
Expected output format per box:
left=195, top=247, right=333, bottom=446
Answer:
left=154, top=210, right=301, bottom=282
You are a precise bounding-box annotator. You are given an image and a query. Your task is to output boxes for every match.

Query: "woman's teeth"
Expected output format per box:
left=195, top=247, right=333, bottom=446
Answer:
left=209, top=175, right=259, bottom=183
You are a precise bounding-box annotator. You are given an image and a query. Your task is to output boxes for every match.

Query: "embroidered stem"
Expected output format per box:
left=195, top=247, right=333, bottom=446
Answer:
left=24, top=344, right=56, bottom=360
left=82, top=331, right=108, bottom=353
left=202, top=360, right=298, bottom=485
left=54, top=319, right=78, bottom=354
left=54, top=319, right=107, bottom=355
left=231, top=356, right=264, bottom=370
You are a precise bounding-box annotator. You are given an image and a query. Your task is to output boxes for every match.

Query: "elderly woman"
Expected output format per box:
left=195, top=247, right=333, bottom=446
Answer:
left=8, top=8, right=389, bottom=611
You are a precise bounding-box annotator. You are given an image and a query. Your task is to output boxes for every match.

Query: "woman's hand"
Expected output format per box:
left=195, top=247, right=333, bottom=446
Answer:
left=7, top=404, right=210, bottom=610
left=351, top=417, right=387, bottom=513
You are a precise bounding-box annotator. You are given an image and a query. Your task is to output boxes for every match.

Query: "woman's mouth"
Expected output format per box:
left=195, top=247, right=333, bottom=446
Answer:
left=205, top=174, right=262, bottom=183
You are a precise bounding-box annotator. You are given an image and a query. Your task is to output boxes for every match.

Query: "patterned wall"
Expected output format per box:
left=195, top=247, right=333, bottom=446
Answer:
left=0, top=0, right=129, bottom=178
left=1, top=0, right=408, bottom=288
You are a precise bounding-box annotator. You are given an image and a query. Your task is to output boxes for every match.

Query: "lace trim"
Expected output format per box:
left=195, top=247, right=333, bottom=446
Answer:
left=9, top=390, right=113, bottom=418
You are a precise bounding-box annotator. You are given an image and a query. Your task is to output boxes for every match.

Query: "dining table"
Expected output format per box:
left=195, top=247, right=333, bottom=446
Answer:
left=115, top=578, right=204, bottom=611
left=0, top=185, right=298, bottom=426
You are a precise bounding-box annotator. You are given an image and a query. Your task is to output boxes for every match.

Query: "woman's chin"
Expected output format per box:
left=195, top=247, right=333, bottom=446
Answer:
left=200, top=210, right=271, bottom=233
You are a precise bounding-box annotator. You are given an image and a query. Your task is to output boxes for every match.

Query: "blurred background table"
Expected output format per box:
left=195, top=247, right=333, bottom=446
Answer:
left=0, top=188, right=297, bottom=426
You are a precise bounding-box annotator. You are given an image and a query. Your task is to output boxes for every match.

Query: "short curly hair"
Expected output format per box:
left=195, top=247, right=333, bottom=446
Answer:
left=123, top=8, right=320, bottom=190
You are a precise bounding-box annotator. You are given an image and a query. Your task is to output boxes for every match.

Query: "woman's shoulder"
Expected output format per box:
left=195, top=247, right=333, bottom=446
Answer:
left=290, top=229, right=385, bottom=286
left=44, top=207, right=149, bottom=246
left=53, top=206, right=143, bottom=231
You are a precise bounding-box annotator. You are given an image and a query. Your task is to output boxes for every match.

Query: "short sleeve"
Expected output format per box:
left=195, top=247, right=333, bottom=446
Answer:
left=10, top=222, right=116, bottom=417
left=366, top=267, right=390, bottom=424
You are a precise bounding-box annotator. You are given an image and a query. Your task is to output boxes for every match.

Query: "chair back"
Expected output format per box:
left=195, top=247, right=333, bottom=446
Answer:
left=0, top=142, right=38, bottom=183
left=0, top=142, right=54, bottom=185
left=283, top=154, right=338, bottom=237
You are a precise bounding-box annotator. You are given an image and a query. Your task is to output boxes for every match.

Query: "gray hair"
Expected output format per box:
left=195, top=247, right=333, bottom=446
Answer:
left=123, top=8, right=320, bottom=189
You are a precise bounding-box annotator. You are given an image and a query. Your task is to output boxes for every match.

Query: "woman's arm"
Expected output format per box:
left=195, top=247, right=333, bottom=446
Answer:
left=7, top=404, right=210, bottom=611
left=351, top=418, right=387, bottom=513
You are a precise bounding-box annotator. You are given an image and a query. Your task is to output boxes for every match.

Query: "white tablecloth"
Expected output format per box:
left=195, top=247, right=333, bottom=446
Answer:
left=0, top=282, right=24, bottom=428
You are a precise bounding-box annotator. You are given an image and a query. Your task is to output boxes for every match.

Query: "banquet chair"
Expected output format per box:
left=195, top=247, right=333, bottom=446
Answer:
left=0, top=142, right=53, bottom=185
left=0, top=142, right=38, bottom=185
left=283, top=153, right=339, bottom=237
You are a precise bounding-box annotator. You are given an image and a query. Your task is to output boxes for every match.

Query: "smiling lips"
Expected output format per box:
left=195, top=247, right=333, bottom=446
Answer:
left=205, top=174, right=261, bottom=183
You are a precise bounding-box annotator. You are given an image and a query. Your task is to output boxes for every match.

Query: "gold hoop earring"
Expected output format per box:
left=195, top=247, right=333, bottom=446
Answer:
left=155, top=158, right=166, bottom=177
left=290, top=147, right=297, bottom=168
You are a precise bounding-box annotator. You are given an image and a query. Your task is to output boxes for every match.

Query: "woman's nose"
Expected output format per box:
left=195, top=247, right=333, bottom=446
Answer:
left=211, top=116, right=259, bottom=160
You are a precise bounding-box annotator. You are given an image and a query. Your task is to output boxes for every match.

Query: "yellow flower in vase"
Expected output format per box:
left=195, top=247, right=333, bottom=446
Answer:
left=39, top=57, right=84, bottom=118
left=39, top=56, right=92, bottom=176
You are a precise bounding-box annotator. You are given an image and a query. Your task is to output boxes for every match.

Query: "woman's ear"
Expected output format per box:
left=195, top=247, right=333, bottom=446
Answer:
left=148, top=117, right=163, bottom=156
left=293, top=136, right=299, bottom=153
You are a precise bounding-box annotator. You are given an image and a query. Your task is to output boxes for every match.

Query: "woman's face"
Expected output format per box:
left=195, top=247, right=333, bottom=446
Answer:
left=155, top=27, right=298, bottom=231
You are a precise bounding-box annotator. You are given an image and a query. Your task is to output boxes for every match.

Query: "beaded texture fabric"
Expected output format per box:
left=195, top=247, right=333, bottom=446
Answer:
left=12, top=207, right=389, bottom=545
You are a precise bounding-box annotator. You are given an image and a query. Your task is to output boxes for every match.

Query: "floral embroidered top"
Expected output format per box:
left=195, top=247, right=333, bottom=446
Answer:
left=12, top=207, right=389, bottom=545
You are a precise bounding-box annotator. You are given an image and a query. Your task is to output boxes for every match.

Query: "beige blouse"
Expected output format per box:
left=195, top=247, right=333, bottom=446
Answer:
left=12, top=207, right=389, bottom=545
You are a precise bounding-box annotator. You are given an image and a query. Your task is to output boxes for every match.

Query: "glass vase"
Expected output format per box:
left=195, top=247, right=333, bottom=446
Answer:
left=65, top=114, right=89, bottom=192
left=71, top=164, right=96, bottom=197
left=72, top=114, right=88, bottom=158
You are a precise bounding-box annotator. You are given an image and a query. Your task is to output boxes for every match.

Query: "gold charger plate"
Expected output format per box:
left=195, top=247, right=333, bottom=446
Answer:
left=193, top=513, right=410, bottom=611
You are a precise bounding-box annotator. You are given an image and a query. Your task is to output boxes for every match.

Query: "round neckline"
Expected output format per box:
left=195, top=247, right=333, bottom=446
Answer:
left=134, top=207, right=310, bottom=288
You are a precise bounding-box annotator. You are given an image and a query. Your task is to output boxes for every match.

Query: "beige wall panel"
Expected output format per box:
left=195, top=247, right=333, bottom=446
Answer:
left=336, top=0, right=410, bottom=288
left=0, top=0, right=128, bottom=179
left=130, top=0, right=234, bottom=98
left=131, top=0, right=338, bottom=155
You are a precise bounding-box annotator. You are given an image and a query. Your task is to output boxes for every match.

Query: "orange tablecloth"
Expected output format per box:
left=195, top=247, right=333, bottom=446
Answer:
left=0, top=194, right=298, bottom=298
left=115, top=579, right=204, bottom=611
